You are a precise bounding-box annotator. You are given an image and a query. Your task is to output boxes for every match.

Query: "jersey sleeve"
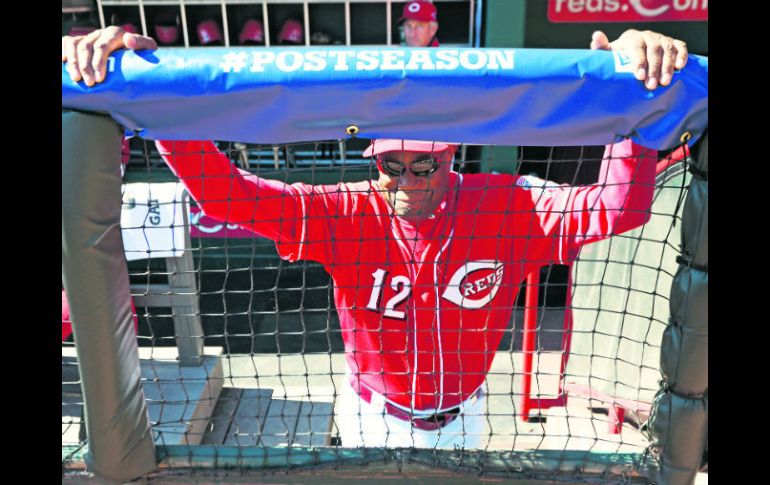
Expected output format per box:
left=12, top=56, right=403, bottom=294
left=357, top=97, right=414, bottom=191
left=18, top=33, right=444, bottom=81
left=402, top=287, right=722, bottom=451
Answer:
left=515, top=139, right=657, bottom=264
left=155, top=140, right=345, bottom=265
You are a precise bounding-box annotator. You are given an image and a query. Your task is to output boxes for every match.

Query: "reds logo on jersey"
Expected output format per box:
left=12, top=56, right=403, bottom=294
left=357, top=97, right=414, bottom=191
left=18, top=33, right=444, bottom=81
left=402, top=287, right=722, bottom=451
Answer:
left=441, top=261, right=504, bottom=309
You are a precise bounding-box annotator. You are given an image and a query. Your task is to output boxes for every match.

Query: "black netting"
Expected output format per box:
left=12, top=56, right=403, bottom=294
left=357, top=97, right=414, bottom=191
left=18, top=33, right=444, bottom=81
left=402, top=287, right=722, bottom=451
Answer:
left=63, top=135, right=691, bottom=482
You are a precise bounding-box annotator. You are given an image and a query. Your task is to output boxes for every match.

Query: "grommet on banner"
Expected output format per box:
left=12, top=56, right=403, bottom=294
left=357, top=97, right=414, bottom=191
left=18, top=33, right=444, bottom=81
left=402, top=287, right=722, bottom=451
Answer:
left=346, top=125, right=359, bottom=137
left=680, top=131, right=692, bottom=144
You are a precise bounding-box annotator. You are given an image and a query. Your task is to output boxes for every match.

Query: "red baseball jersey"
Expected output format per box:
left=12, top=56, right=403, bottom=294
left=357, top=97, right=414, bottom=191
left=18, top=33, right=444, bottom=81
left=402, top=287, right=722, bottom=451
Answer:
left=157, top=140, right=655, bottom=412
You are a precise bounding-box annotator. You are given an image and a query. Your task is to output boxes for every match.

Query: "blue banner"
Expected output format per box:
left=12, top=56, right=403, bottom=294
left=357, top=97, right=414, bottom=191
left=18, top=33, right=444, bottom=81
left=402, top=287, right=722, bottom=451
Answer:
left=62, top=47, right=707, bottom=150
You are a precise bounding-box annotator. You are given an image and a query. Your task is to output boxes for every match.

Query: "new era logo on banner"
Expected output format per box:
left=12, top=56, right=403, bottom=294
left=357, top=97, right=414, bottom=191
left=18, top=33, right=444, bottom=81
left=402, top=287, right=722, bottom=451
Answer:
left=548, top=0, right=708, bottom=23
left=613, top=50, right=635, bottom=73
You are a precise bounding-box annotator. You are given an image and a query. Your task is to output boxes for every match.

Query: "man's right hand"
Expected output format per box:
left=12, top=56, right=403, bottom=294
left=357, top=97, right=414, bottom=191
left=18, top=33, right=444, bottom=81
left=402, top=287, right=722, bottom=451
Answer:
left=62, top=27, right=158, bottom=87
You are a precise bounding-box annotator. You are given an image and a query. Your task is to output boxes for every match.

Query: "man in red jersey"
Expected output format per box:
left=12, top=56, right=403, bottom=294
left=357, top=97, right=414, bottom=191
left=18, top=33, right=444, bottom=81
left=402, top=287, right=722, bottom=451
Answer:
left=63, top=27, right=687, bottom=448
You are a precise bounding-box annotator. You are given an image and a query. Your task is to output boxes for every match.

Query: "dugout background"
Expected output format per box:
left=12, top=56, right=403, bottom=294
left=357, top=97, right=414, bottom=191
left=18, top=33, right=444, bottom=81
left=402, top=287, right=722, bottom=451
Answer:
left=61, top=0, right=708, bottom=354
left=61, top=3, right=708, bottom=483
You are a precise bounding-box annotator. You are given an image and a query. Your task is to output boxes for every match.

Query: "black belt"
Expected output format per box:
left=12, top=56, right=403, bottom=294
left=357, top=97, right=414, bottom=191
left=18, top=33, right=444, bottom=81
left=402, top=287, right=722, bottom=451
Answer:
left=353, top=378, right=479, bottom=431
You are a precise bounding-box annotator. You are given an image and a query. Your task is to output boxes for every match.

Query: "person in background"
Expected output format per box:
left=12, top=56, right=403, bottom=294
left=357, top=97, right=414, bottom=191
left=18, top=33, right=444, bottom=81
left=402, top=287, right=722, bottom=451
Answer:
left=401, top=1, right=440, bottom=47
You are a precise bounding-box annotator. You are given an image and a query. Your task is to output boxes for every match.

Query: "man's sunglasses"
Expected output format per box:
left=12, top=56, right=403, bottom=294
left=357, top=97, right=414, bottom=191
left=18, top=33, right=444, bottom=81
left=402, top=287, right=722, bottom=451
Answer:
left=377, top=156, right=440, bottom=177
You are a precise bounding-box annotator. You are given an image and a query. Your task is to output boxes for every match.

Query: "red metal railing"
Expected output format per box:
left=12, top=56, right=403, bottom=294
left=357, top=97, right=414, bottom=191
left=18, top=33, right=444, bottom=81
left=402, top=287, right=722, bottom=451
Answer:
left=519, top=270, right=569, bottom=422
left=519, top=146, right=690, bottom=433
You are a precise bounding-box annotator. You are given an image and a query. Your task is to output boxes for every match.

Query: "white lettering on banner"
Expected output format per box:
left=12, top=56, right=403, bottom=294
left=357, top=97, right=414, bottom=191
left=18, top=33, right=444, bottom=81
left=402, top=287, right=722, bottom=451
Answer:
left=442, top=261, right=505, bottom=309
left=356, top=50, right=380, bottom=71
left=381, top=50, right=406, bottom=70
left=276, top=52, right=304, bottom=72
left=435, top=50, right=460, bottom=70
left=405, top=50, right=436, bottom=70
left=460, top=51, right=487, bottom=70
left=221, top=49, right=516, bottom=74
left=488, top=50, right=515, bottom=69
left=248, top=52, right=275, bottom=73
left=330, top=51, right=355, bottom=71
left=303, top=51, right=327, bottom=71
left=220, top=52, right=249, bottom=72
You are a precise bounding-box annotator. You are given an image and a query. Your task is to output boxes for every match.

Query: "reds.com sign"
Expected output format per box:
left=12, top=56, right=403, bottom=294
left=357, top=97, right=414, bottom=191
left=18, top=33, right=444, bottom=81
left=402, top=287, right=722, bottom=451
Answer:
left=548, top=0, right=707, bottom=22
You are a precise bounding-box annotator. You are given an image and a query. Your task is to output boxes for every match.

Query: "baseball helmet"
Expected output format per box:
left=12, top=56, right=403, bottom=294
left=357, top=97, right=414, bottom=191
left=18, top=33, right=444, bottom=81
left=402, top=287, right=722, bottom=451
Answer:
left=278, top=18, right=304, bottom=45
left=310, top=31, right=333, bottom=45
left=154, top=13, right=181, bottom=45
left=197, top=19, right=223, bottom=45
left=119, top=22, right=139, bottom=34
left=238, top=18, right=264, bottom=44
left=110, top=13, right=139, bottom=34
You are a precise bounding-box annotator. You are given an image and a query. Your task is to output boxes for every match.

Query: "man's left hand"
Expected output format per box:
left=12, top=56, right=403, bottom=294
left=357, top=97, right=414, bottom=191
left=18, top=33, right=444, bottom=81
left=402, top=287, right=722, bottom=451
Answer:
left=591, top=29, right=689, bottom=90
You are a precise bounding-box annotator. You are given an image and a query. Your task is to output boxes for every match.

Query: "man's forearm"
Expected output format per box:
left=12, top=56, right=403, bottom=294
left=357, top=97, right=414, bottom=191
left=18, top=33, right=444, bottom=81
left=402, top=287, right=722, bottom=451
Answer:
left=156, top=140, right=299, bottom=242
left=595, top=139, right=657, bottom=236
left=556, top=139, right=657, bottom=249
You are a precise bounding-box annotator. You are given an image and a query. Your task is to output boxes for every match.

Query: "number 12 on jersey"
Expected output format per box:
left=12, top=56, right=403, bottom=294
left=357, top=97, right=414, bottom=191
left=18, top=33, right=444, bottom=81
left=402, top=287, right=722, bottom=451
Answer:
left=365, top=269, right=412, bottom=320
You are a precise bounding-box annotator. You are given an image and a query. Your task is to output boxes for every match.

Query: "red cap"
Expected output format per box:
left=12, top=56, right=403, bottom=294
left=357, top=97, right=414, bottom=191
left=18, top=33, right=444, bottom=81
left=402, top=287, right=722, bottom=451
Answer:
left=278, top=18, right=304, bottom=44
left=239, top=19, right=264, bottom=44
left=155, top=24, right=179, bottom=44
left=399, top=1, right=438, bottom=23
left=197, top=19, right=223, bottom=45
left=363, top=139, right=458, bottom=157
left=155, top=15, right=180, bottom=45
left=108, top=13, right=139, bottom=35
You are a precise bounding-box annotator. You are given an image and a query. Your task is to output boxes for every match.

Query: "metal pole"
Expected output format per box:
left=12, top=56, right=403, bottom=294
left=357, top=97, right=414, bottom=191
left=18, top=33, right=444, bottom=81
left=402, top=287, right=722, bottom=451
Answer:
left=263, top=0, right=271, bottom=47
left=471, top=0, right=479, bottom=47
left=138, top=0, right=148, bottom=37
left=345, top=1, right=351, bottom=46
left=180, top=1, right=191, bottom=47
left=221, top=0, right=230, bottom=47
left=386, top=0, right=392, bottom=45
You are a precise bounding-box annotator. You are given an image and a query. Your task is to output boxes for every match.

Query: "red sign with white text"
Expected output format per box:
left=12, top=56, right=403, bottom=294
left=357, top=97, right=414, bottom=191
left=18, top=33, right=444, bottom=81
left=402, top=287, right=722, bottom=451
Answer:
left=548, top=0, right=707, bottom=23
